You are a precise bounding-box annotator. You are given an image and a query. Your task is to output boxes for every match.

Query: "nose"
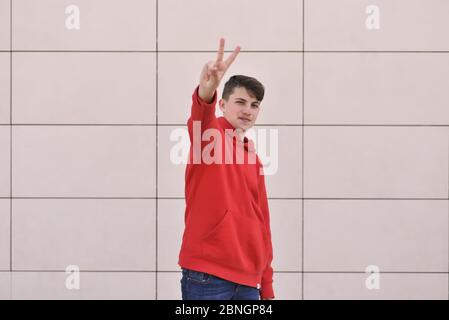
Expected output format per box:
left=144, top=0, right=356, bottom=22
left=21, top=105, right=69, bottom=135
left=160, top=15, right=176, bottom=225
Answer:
left=242, top=105, right=252, bottom=114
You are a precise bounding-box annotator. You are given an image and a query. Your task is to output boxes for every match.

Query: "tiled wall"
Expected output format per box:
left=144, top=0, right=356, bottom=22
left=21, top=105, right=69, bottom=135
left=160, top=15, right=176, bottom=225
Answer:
left=0, top=0, right=448, bottom=300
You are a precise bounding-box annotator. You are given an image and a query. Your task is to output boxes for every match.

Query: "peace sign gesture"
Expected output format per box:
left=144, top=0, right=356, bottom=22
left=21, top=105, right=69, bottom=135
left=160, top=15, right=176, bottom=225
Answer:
left=199, top=38, right=241, bottom=103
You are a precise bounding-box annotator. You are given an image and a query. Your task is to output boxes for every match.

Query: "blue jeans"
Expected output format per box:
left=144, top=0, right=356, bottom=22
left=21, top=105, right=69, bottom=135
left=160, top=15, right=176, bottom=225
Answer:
left=181, top=268, right=260, bottom=300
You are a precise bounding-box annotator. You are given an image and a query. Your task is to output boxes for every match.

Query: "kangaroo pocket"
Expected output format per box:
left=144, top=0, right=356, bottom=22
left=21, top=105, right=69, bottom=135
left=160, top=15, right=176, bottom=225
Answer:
left=200, top=209, right=267, bottom=274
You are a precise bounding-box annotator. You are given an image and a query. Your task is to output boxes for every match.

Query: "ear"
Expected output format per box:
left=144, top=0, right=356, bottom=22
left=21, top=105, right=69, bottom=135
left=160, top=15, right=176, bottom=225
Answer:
left=218, top=99, right=225, bottom=113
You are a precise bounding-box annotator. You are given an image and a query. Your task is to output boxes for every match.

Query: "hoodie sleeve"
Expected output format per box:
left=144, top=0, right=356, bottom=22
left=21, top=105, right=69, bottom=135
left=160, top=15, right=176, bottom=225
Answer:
left=187, top=85, right=218, bottom=143
left=257, top=161, right=275, bottom=299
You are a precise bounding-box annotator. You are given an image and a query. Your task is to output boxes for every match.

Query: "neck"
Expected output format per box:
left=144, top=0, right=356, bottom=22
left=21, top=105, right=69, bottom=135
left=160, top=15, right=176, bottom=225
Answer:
left=236, top=128, right=246, bottom=142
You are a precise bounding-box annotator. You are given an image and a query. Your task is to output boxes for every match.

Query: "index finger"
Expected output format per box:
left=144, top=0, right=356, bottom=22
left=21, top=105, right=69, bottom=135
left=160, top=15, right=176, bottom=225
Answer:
left=216, top=38, right=225, bottom=63
left=224, top=45, right=241, bottom=68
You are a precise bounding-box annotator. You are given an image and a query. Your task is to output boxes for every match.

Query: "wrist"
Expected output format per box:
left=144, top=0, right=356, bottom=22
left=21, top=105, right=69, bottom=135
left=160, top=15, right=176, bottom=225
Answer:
left=198, top=87, right=216, bottom=104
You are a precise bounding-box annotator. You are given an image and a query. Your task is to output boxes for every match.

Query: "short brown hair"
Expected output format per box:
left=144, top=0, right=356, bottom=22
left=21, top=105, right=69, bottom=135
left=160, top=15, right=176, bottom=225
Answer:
left=222, top=75, right=265, bottom=102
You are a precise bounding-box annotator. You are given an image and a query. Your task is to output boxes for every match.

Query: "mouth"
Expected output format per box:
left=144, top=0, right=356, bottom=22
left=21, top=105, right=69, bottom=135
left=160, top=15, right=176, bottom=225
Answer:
left=238, top=117, right=251, bottom=123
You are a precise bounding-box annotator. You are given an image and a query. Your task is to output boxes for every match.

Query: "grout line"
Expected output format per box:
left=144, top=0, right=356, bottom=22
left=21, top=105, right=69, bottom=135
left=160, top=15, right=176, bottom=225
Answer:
left=2, top=50, right=449, bottom=53
left=9, top=0, right=12, bottom=274
left=1, top=197, right=448, bottom=200
left=0, top=270, right=447, bottom=274
left=155, top=0, right=159, bottom=301
left=301, top=0, right=305, bottom=301
left=1, top=124, right=448, bottom=127
left=4, top=197, right=162, bottom=200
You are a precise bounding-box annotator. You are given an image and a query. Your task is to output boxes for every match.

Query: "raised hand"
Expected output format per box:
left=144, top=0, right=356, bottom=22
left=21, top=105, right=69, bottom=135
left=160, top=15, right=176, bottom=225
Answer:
left=199, top=38, right=241, bottom=103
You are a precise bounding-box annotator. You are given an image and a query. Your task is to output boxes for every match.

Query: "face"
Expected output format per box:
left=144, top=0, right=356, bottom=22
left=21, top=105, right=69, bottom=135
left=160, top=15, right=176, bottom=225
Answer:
left=219, top=86, right=261, bottom=132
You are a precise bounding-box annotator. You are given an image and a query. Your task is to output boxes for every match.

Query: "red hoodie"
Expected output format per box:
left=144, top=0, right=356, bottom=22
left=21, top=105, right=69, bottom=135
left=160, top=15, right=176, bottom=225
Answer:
left=178, top=85, right=275, bottom=299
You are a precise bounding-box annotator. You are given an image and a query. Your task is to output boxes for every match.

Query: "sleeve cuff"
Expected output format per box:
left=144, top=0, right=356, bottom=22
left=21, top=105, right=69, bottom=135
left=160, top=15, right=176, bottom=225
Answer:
left=260, top=282, right=275, bottom=300
left=194, top=85, right=218, bottom=107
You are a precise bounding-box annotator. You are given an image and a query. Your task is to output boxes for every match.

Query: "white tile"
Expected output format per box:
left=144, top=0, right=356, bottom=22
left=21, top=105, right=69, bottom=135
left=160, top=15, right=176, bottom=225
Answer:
left=157, top=126, right=187, bottom=198
left=0, top=0, right=9, bottom=51
left=0, top=272, right=11, bottom=300
left=157, top=199, right=185, bottom=271
left=259, top=126, right=302, bottom=198
left=305, top=53, right=449, bottom=125
left=13, top=0, right=156, bottom=50
left=159, top=0, right=302, bottom=51
left=12, top=272, right=155, bottom=300
left=0, top=126, right=9, bottom=197
left=0, top=53, right=9, bottom=124
left=13, top=53, right=156, bottom=124
left=272, top=273, right=302, bottom=300
left=157, top=272, right=182, bottom=300
left=304, top=200, right=448, bottom=272
left=270, top=200, right=302, bottom=271
left=304, top=273, right=448, bottom=300
left=304, top=127, right=448, bottom=198
left=306, top=0, right=449, bottom=51
left=12, top=199, right=155, bottom=271
left=12, top=126, right=156, bottom=197
left=0, top=199, right=9, bottom=271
